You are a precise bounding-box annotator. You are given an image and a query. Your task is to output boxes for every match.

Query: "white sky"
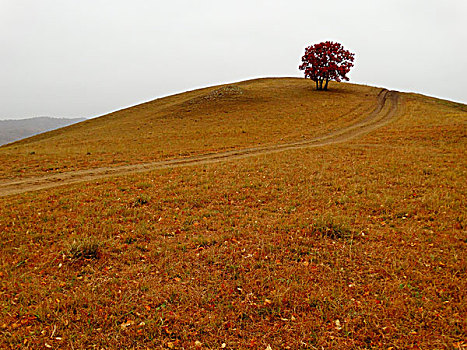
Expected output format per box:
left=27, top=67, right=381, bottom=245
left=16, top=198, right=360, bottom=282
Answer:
left=1, top=0, right=466, bottom=120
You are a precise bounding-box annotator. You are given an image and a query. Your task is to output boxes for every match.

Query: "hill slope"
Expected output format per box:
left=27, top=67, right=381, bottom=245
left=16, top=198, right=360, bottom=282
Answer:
left=0, top=78, right=466, bottom=349
left=0, top=89, right=399, bottom=197
left=0, top=78, right=382, bottom=179
left=0, top=117, right=85, bottom=146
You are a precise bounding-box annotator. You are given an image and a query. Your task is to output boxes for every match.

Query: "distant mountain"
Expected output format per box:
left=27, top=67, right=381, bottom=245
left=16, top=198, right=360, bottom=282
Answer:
left=0, top=117, right=86, bottom=146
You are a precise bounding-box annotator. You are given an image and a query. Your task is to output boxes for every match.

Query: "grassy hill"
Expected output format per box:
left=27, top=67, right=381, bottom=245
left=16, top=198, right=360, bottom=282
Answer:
left=0, top=78, right=380, bottom=179
left=0, top=78, right=466, bottom=349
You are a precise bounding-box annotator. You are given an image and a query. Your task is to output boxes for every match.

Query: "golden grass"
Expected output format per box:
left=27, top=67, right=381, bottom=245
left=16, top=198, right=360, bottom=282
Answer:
left=0, top=78, right=466, bottom=349
left=0, top=78, right=378, bottom=179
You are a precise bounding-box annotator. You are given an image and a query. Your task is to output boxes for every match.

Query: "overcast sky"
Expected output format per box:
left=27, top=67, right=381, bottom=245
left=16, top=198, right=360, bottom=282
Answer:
left=1, top=0, right=466, bottom=120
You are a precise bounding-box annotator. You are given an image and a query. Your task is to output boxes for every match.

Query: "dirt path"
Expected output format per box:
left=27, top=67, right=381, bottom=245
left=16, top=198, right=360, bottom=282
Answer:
left=0, top=90, right=400, bottom=197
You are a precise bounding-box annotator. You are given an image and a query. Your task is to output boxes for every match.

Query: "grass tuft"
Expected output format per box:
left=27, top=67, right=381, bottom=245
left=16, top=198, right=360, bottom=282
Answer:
left=313, top=215, right=353, bottom=239
left=132, top=194, right=151, bottom=207
left=67, top=237, right=101, bottom=260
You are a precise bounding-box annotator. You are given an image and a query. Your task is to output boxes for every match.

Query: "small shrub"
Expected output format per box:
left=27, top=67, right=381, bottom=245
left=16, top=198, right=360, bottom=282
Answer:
left=192, top=235, right=217, bottom=248
left=124, top=237, right=137, bottom=244
left=313, top=215, right=353, bottom=239
left=68, top=237, right=101, bottom=260
left=132, top=194, right=151, bottom=207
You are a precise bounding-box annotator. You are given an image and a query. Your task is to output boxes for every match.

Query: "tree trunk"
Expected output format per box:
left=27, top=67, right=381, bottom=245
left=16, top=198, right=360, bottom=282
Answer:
left=324, top=79, right=329, bottom=91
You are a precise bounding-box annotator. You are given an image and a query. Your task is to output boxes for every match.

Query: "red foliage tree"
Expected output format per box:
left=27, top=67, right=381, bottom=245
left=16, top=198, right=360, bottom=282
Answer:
left=299, top=41, right=355, bottom=91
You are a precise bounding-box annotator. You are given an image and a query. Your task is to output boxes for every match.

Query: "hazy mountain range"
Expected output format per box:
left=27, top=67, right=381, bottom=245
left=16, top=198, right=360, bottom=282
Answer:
left=0, top=117, right=86, bottom=146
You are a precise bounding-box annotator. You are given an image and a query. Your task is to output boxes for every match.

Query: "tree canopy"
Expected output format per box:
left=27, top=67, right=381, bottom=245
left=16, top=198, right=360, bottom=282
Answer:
left=299, top=41, right=355, bottom=91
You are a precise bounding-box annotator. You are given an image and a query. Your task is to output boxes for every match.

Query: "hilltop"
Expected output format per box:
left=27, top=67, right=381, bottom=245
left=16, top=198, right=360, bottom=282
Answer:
left=0, top=78, right=466, bottom=349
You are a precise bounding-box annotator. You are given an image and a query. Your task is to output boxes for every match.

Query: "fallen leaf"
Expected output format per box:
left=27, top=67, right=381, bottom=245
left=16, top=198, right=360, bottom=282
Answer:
left=120, top=320, right=135, bottom=330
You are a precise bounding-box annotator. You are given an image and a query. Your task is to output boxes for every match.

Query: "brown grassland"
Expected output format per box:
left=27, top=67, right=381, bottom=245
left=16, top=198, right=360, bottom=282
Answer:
left=0, top=78, right=466, bottom=349
left=0, top=79, right=379, bottom=180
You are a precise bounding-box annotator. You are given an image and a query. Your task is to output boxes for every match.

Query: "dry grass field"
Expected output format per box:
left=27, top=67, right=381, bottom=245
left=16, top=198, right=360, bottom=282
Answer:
left=0, top=78, right=378, bottom=180
left=0, top=78, right=466, bottom=349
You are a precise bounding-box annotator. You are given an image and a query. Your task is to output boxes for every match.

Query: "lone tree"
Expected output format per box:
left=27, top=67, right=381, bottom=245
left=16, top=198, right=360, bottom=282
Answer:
left=299, top=41, right=355, bottom=91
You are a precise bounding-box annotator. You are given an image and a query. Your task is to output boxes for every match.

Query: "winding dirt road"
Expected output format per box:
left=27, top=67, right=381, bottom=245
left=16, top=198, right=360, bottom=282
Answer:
left=0, top=90, right=400, bottom=197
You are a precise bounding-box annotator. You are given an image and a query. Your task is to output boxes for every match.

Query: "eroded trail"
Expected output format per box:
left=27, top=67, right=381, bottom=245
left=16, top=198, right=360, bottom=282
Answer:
left=0, top=90, right=400, bottom=197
